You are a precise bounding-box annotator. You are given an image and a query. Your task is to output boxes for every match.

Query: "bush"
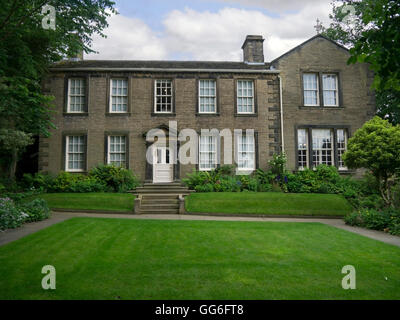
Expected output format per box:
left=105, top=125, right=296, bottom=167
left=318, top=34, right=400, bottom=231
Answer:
left=344, top=208, right=400, bottom=235
left=89, top=164, right=140, bottom=192
left=195, top=183, right=214, bottom=193
left=0, top=197, right=28, bottom=230
left=19, top=198, right=51, bottom=222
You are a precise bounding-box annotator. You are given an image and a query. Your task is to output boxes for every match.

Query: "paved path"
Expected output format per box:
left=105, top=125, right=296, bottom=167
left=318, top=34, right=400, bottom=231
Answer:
left=1, top=211, right=400, bottom=248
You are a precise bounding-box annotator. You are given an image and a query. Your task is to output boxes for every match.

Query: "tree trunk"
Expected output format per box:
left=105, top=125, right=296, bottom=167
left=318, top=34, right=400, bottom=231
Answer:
left=8, top=147, right=18, bottom=180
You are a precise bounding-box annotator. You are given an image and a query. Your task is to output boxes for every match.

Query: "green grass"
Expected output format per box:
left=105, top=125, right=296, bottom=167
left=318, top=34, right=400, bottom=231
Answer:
left=0, top=217, right=399, bottom=299
left=26, top=193, right=135, bottom=212
left=186, top=192, right=352, bottom=216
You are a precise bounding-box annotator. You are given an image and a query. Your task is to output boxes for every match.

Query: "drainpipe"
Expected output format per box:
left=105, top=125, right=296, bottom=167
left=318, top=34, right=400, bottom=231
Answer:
left=278, top=75, right=285, bottom=153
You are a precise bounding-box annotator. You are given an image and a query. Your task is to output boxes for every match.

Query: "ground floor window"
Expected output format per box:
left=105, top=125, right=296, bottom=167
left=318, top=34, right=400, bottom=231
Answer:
left=65, top=135, right=86, bottom=172
left=312, top=129, right=333, bottom=167
left=237, top=132, right=255, bottom=171
left=297, top=127, right=348, bottom=171
left=107, top=135, right=127, bottom=167
left=199, top=135, right=217, bottom=171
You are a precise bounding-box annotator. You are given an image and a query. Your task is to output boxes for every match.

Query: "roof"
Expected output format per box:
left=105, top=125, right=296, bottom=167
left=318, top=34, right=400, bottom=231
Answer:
left=50, top=60, right=276, bottom=73
left=270, top=34, right=350, bottom=64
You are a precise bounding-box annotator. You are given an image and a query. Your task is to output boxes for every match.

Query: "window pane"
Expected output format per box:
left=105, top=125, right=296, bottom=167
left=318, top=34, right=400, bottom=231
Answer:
left=199, top=80, right=216, bottom=113
left=155, top=80, right=172, bottom=113
left=337, top=129, right=347, bottom=170
left=110, top=79, right=128, bottom=112
left=108, top=135, right=126, bottom=167
left=199, top=135, right=217, bottom=170
left=322, top=74, right=338, bottom=106
left=237, top=80, right=254, bottom=113
left=66, top=135, right=85, bottom=171
left=237, top=133, right=255, bottom=170
left=297, top=129, right=308, bottom=169
left=68, top=78, right=85, bottom=112
left=303, top=74, right=319, bottom=106
left=312, top=129, right=333, bottom=167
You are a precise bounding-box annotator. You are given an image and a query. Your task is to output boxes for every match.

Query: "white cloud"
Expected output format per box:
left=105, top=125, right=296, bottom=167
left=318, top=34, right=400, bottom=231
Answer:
left=86, top=1, right=333, bottom=61
left=163, top=2, right=332, bottom=61
left=86, top=13, right=167, bottom=60
left=207, top=0, right=332, bottom=13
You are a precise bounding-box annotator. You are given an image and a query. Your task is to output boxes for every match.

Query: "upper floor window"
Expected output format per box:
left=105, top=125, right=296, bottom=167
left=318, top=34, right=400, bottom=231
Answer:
left=67, top=78, right=86, bottom=112
left=237, top=80, right=254, bottom=113
left=107, top=135, right=127, bottom=168
left=303, top=73, right=319, bottom=106
left=237, top=132, right=255, bottom=171
left=65, top=135, right=86, bottom=172
left=155, top=79, right=173, bottom=113
left=322, top=74, right=339, bottom=106
left=199, top=80, right=216, bottom=113
left=110, top=79, right=128, bottom=113
left=199, top=135, right=217, bottom=171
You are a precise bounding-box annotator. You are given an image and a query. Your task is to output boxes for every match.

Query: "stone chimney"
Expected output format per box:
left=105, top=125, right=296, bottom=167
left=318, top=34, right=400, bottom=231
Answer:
left=241, top=35, right=264, bottom=64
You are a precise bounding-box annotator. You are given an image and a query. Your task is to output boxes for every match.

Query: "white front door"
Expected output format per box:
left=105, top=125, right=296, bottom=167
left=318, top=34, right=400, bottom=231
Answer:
left=153, top=147, right=173, bottom=183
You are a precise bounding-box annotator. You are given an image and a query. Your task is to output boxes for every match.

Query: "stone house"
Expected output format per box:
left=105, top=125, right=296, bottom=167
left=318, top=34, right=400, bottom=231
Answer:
left=39, top=34, right=375, bottom=183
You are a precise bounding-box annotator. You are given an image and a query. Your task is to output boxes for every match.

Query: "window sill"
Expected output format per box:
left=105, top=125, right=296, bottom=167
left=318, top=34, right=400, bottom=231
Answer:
left=63, top=112, right=88, bottom=117
left=234, top=113, right=258, bottom=117
left=105, top=112, right=131, bottom=116
left=298, top=106, right=344, bottom=110
left=151, top=112, right=176, bottom=117
left=196, top=113, right=220, bottom=117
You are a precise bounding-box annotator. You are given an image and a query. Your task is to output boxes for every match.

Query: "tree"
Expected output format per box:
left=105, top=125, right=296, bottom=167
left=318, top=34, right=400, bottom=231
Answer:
left=322, top=0, right=400, bottom=124
left=0, top=0, right=117, bottom=179
left=343, top=116, right=400, bottom=207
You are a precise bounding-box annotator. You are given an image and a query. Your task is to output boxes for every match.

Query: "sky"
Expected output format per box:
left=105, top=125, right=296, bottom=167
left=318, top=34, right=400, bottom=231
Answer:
left=86, top=0, right=334, bottom=62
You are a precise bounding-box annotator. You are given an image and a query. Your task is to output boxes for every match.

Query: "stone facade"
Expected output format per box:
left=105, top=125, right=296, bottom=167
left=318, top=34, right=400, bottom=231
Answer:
left=39, top=35, right=375, bottom=181
left=271, top=35, right=376, bottom=173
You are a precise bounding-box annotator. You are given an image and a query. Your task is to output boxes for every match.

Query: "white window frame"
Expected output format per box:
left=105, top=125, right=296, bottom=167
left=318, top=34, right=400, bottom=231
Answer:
left=322, top=74, right=339, bottom=107
left=67, top=78, right=86, bottom=113
left=236, top=132, right=255, bottom=171
left=297, top=129, right=309, bottom=170
left=337, top=129, right=348, bottom=171
left=154, top=79, right=173, bottom=113
left=107, top=135, right=127, bottom=168
left=198, top=79, right=217, bottom=114
left=109, top=78, right=128, bottom=113
left=65, top=135, right=86, bottom=172
left=198, top=135, right=218, bottom=171
left=312, top=129, right=334, bottom=168
left=237, top=80, right=255, bottom=114
left=303, top=73, right=320, bottom=106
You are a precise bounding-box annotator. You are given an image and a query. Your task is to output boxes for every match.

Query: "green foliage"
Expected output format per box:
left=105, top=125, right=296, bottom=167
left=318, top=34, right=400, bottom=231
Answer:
left=0, top=197, right=28, bottom=230
left=19, top=198, right=50, bottom=222
left=0, top=1, right=117, bottom=179
left=343, top=116, right=400, bottom=206
left=88, top=164, right=140, bottom=192
left=344, top=207, right=400, bottom=235
left=183, top=169, right=269, bottom=193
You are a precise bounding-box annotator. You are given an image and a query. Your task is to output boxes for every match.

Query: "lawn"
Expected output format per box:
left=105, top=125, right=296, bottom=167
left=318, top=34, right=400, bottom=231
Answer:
left=0, top=217, right=399, bottom=299
left=186, top=192, right=352, bottom=216
left=26, top=193, right=135, bottom=212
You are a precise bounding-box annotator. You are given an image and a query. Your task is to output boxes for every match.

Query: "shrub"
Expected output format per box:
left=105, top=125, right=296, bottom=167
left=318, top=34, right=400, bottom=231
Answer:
left=19, top=198, right=51, bottom=222
left=0, top=197, right=28, bottom=230
left=194, top=183, right=214, bottom=193
left=21, top=173, right=55, bottom=192
left=89, top=164, right=140, bottom=192
left=344, top=208, right=400, bottom=236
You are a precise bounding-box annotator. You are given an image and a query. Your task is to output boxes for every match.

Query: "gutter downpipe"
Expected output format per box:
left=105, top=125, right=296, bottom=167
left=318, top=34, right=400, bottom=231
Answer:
left=278, top=75, right=285, bottom=153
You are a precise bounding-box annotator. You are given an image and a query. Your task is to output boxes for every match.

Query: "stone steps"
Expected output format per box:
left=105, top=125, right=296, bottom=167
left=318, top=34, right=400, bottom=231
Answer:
left=131, top=182, right=193, bottom=214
